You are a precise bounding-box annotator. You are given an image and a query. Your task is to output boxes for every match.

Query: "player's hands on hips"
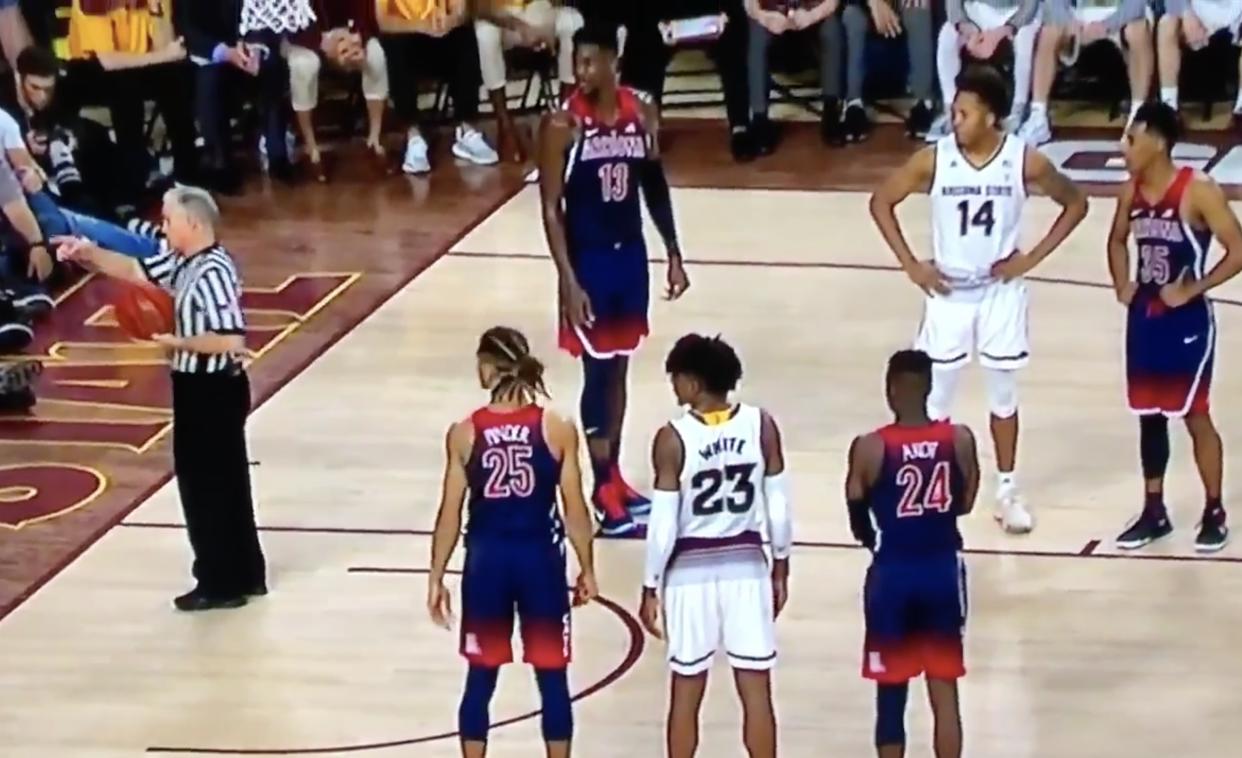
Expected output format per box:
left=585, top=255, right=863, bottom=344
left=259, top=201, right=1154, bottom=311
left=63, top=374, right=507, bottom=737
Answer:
left=1114, top=280, right=1138, bottom=306
left=665, top=254, right=690, bottom=300
left=559, top=276, right=595, bottom=329
left=639, top=587, right=663, bottom=639
left=991, top=251, right=1032, bottom=282
left=1159, top=270, right=1201, bottom=308
left=906, top=260, right=950, bottom=295
left=427, top=576, right=454, bottom=629
left=572, top=571, right=598, bottom=606
left=771, top=559, right=789, bottom=618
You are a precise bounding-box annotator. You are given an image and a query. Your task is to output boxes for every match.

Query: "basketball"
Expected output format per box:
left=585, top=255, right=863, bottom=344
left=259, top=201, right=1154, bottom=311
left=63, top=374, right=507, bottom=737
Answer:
left=112, top=282, right=175, bottom=341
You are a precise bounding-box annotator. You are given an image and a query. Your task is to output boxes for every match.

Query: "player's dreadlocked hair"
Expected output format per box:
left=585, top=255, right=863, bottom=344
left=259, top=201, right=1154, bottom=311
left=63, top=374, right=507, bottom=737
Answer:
left=665, top=333, right=743, bottom=395
left=477, top=327, right=549, bottom=403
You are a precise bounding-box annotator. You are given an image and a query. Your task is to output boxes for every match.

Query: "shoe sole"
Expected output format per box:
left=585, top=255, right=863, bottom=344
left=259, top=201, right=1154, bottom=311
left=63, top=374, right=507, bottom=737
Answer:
left=402, top=161, right=431, bottom=175
left=993, top=510, right=1034, bottom=534
left=0, top=322, right=34, bottom=351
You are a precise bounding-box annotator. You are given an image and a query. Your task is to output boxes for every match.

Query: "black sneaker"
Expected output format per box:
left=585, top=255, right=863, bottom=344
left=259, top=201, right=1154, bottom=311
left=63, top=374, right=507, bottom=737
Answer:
left=730, top=127, right=758, bottom=163
left=821, top=99, right=845, bottom=146
left=843, top=103, right=871, bottom=143
left=0, top=387, right=35, bottom=412
left=0, top=318, right=33, bottom=352
left=0, top=280, right=53, bottom=320
left=750, top=115, right=779, bottom=156
left=906, top=101, right=934, bottom=139
left=174, top=589, right=249, bottom=612
left=1195, top=509, right=1229, bottom=553
left=1115, top=511, right=1174, bottom=550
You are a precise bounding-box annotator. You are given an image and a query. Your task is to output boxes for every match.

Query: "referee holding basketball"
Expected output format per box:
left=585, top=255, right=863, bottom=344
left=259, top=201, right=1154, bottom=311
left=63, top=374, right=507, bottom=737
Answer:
left=54, top=186, right=266, bottom=612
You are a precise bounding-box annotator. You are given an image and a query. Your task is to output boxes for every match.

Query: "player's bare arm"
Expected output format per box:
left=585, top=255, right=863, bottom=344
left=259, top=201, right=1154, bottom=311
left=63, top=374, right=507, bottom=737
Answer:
left=952, top=425, right=981, bottom=515
left=636, top=99, right=690, bottom=301
left=869, top=147, right=948, bottom=295
left=1107, top=180, right=1138, bottom=305
left=845, top=433, right=883, bottom=550
left=759, top=410, right=792, bottom=617
left=995, top=147, right=1088, bottom=281
left=428, top=419, right=474, bottom=629
left=538, top=111, right=593, bottom=328
left=546, top=411, right=598, bottom=605
left=1162, top=175, right=1242, bottom=307
left=641, top=424, right=686, bottom=639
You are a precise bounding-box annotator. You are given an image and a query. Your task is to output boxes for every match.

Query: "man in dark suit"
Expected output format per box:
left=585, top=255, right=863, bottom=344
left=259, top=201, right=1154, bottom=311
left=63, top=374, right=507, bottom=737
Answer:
left=175, top=0, right=295, bottom=188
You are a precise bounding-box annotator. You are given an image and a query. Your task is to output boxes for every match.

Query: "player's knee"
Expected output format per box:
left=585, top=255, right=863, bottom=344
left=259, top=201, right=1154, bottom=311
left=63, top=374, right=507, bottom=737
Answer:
left=927, top=365, right=960, bottom=421
left=985, top=368, right=1019, bottom=418
left=535, top=668, right=573, bottom=741
left=458, top=665, right=500, bottom=741
left=874, top=682, right=909, bottom=746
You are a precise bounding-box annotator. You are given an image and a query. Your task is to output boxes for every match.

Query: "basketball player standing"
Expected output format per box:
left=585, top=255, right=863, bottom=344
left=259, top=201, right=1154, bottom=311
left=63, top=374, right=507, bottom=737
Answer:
left=427, top=327, right=598, bottom=757
left=641, top=334, right=791, bottom=758
left=540, top=25, right=690, bottom=538
left=846, top=349, right=979, bottom=758
left=1109, top=102, right=1242, bottom=552
left=870, top=65, right=1087, bottom=534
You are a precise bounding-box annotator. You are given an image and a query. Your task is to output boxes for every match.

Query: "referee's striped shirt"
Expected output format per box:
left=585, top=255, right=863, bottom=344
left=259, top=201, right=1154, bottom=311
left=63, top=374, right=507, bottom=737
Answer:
left=140, top=241, right=247, bottom=375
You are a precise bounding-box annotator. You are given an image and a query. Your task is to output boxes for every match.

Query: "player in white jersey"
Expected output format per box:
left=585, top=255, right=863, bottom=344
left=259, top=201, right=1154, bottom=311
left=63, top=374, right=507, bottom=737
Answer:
left=870, top=65, right=1087, bottom=534
left=641, top=333, right=791, bottom=758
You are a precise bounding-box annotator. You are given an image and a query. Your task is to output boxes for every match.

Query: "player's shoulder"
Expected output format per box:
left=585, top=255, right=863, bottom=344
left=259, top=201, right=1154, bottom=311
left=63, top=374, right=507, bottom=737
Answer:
left=949, top=423, right=977, bottom=446
left=541, top=408, right=576, bottom=440
left=446, top=416, right=477, bottom=454
left=541, top=108, right=577, bottom=135
left=1187, top=169, right=1227, bottom=203
left=850, top=430, right=885, bottom=459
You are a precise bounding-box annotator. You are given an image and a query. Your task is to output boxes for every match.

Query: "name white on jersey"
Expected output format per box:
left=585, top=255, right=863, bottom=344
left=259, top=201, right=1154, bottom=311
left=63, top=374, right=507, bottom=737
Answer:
left=930, top=134, right=1027, bottom=288
left=669, top=405, right=768, bottom=573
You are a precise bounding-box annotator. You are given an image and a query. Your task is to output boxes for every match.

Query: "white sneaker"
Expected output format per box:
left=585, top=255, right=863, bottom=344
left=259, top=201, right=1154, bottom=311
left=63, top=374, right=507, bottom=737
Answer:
left=451, top=125, right=499, bottom=166
left=1018, top=113, right=1052, bottom=146
left=995, top=485, right=1034, bottom=534
left=402, top=133, right=431, bottom=175
left=924, top=113, right=951, bottom=143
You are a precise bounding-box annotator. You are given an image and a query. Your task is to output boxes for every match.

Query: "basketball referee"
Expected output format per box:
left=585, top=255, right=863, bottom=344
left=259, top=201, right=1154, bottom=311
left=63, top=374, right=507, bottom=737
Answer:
left=54, top=186, right=266, bottom=612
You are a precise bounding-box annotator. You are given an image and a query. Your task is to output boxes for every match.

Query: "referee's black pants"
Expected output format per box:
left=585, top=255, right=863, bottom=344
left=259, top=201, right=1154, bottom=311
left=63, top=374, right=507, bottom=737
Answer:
left=172, top=371, right=266, bottom=598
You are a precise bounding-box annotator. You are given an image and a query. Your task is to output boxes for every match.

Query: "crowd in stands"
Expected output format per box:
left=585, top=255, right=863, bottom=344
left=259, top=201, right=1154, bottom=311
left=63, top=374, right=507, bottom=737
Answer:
left=0, top=0, right=1241, bottom=408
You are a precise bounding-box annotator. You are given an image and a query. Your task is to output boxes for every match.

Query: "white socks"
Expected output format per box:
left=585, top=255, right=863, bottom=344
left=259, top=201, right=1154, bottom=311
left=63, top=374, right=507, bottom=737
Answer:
left=1160, top=87, right=1179, bottom=110
left=998, top=471, right=1017, bottom=494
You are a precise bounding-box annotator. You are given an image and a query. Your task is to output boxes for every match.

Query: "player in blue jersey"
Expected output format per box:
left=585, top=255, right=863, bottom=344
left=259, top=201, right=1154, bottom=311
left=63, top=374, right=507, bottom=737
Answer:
left=1108, top=102, right=1242, bottom=553
left=538, top=24, right=690, bottom=538
left=428, top=326, right=598, bottom=758
left=845, top=350, right=980, bottom=758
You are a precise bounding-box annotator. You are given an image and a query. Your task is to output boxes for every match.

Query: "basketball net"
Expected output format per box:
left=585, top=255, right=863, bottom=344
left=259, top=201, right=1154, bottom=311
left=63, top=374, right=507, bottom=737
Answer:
left=240, top=0, right=318, bottom=36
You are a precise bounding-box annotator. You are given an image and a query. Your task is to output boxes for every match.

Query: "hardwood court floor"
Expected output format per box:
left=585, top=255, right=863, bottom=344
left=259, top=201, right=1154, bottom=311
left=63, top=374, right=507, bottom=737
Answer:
left=1, top=124, right=1242, bottom=756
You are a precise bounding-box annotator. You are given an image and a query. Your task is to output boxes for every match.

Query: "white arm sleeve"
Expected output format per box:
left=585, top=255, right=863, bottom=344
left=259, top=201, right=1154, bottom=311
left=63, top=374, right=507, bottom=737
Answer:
left=642, top=489, right=681, bottom=589
left=764, top=472, right=792, bottom=560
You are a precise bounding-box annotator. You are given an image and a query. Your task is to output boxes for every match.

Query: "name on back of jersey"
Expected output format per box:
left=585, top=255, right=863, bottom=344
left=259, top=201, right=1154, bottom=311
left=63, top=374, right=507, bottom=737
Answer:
left=698, top=436, right=748, bottom=461
left=1132, top=217, right=1185, bottom=243
left=939, top=184, right=1014, bottom=198
left=901, top=441, right=942, bottom=461
left=580, top=129, right=647, bottom=161
left=482, top=424, right=531, bottom=446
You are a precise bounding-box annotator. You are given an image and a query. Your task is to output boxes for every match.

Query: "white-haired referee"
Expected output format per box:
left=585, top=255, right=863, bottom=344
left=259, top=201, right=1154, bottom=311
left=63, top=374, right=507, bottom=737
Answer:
left=54, top=186, right=266, bottom=612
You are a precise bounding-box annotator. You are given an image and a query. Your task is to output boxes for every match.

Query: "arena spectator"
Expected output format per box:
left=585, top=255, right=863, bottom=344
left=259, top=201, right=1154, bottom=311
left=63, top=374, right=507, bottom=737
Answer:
left=475, top=0, right=580, bottom=162
left=1156, top=0, right=1242, bottom=126
left=868, top=0, right=937, bottom=139
left=176, top=0, right=299, bottom=188
left=1021, top=0, right=1152, bottom=145
left=11, top=46, right=119, bottom=217
left=286, top=0, right=392, bottom=181
left=378, top=0, right=500, bottom=174
left=52, top=0, right=199, bottom=197
left=929, top=0, right=1040, bottom=139
left=748, top=0, right=859, bottom=148
left=621, top=1, right=752, bottom=160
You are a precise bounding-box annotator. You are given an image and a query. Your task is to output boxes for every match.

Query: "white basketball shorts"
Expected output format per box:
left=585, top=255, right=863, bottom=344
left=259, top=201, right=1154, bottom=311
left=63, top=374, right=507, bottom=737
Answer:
left=914, top=279, right=1030, bottom=370
left=1190, top=0, right=1242, bottom=42
left=662, top=570, right=776, bottom=676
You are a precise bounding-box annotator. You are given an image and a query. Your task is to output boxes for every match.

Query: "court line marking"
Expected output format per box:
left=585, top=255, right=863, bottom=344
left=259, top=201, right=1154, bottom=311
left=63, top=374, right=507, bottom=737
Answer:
left=444, top=250, right=1242, bottom=307
left=117, top=522, right=1241, bottom=564
left=146, top=569, right=644, bottom=755
left=0, top=181, right=530, bottom=625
